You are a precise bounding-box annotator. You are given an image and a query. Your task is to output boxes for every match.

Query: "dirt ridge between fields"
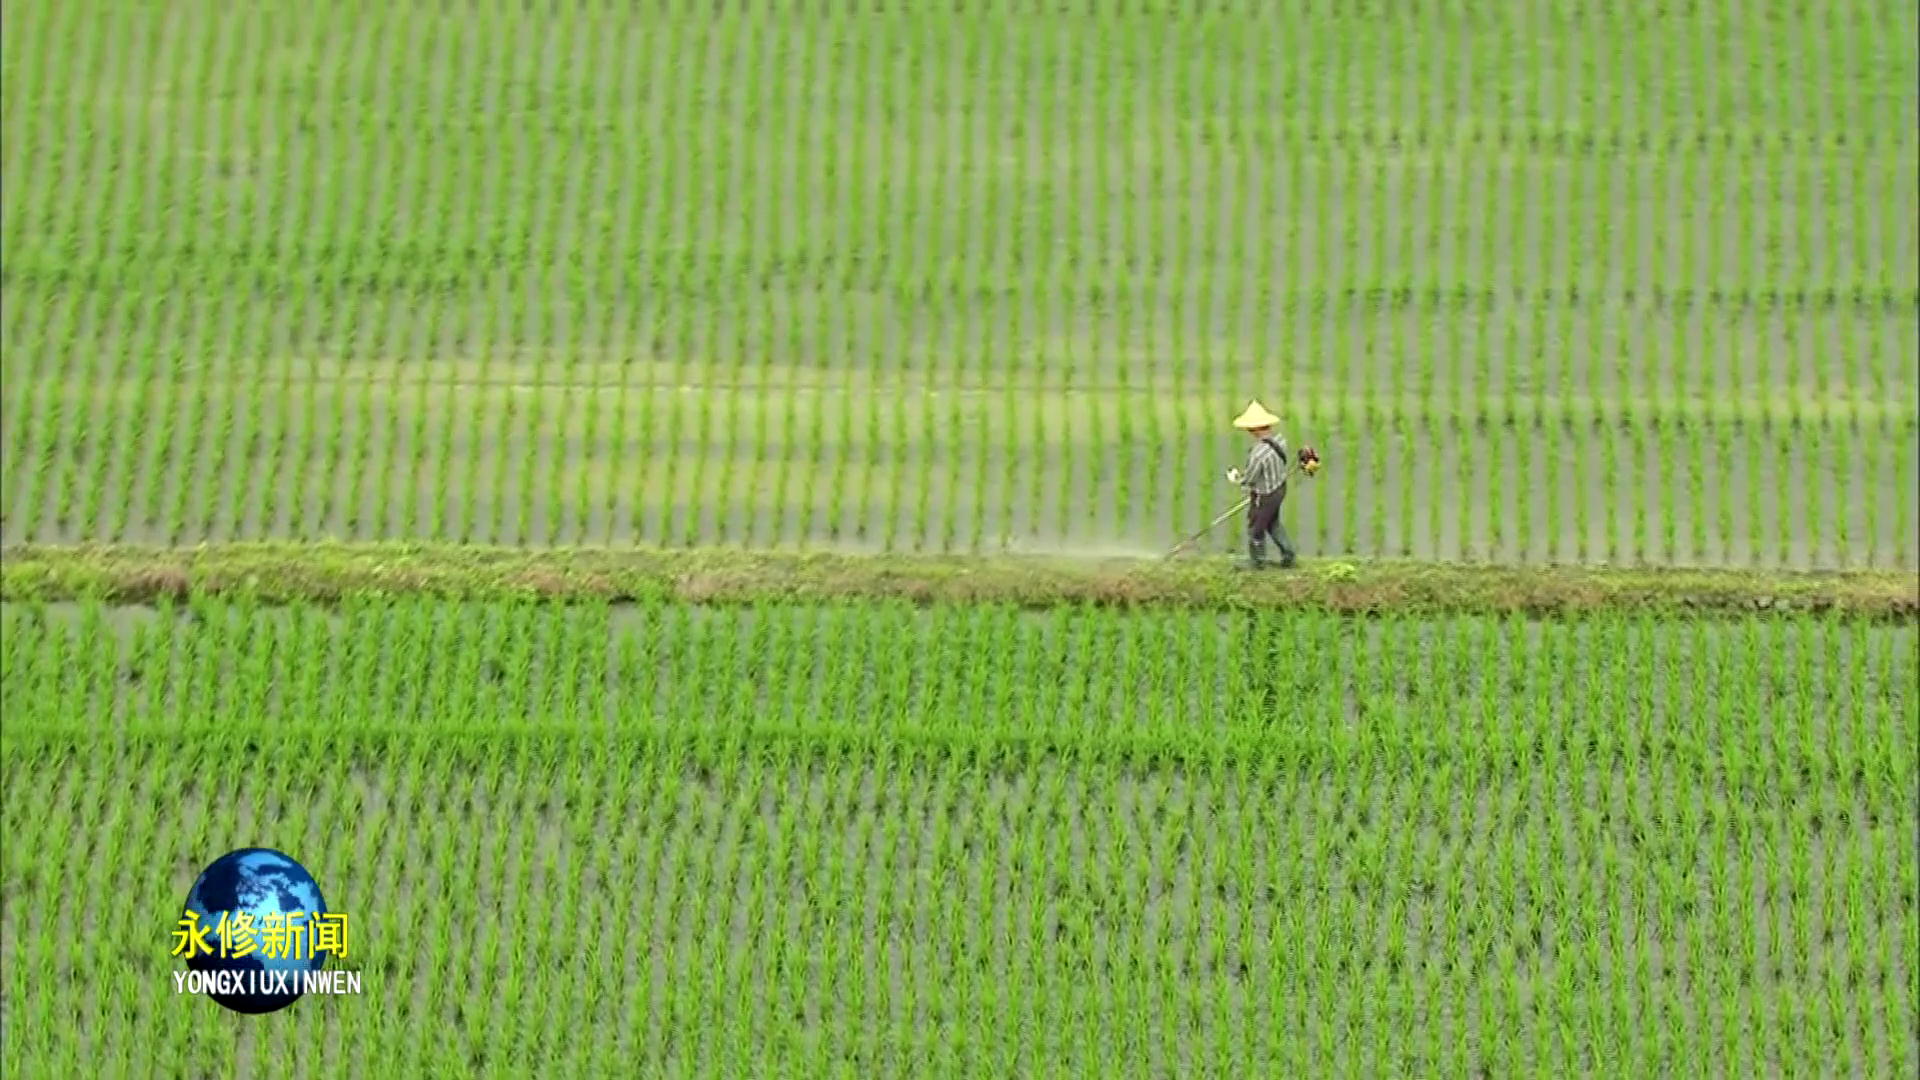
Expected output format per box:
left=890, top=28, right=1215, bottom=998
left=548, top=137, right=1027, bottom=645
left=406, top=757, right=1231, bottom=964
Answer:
left=2, top=543, right=1914, bottom=620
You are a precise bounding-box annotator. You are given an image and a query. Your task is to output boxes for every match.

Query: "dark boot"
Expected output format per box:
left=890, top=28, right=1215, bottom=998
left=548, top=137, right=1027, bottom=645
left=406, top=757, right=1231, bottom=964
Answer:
left=1237, top=539, right=1270, bottom=571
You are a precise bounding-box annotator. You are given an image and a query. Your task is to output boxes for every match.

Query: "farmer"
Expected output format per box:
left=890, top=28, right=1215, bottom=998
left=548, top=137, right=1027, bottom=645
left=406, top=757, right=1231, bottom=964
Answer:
left=1225, top=400, right=1297, bottom=570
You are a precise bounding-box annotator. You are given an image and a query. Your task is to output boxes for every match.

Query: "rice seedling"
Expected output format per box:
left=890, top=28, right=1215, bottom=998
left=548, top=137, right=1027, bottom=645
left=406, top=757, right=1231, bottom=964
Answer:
left=0, top=7, right=1917, bottom=1076
left=0, top=1, right=1910, bottom=562
left=2, top=599, right=1913, bottom=1076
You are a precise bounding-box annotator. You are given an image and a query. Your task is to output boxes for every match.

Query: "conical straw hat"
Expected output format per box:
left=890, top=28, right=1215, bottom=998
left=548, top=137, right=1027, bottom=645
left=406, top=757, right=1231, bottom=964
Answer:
left=1232, top=400, right=1280, bottom=430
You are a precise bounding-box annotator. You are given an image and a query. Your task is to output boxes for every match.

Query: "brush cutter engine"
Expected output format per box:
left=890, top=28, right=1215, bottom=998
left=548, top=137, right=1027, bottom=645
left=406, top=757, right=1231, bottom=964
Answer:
left=1296, top=446, right=1321, bottom=477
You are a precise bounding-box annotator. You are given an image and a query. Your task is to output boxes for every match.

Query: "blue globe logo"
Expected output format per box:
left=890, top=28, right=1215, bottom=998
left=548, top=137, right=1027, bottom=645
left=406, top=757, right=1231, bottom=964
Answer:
left=179, top=848, right=333, bottom=1014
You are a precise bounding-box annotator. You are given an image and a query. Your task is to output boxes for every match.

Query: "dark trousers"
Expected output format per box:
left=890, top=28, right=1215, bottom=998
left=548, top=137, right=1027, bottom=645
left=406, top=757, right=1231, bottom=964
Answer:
left=1247, top=485, right=1295, bottom=565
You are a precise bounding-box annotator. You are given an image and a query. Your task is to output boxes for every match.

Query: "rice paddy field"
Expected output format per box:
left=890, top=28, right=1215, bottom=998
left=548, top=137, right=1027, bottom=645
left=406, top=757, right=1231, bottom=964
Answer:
left=2, top=0, right=1917, bottom=562
left=3, top=1, right=1919, bottom=1078
left=2, top=601, right=1916, bottom=1076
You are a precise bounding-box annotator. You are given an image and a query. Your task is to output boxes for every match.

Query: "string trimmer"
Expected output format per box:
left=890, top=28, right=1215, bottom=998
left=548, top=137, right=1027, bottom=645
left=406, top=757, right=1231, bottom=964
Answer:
left=1161, top=497, right=1251, bottom=561
left=1161, top=444, right=1323, bottom=561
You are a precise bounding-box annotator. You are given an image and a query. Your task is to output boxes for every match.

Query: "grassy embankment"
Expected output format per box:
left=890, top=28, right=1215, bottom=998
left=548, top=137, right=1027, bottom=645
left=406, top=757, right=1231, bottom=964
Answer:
left=3, top=542, right=1913, bottom=620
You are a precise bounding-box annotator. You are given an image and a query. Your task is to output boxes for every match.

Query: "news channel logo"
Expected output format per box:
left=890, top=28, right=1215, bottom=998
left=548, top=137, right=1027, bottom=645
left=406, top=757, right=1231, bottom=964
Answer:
left=170, top=847, right=360, bottom=1014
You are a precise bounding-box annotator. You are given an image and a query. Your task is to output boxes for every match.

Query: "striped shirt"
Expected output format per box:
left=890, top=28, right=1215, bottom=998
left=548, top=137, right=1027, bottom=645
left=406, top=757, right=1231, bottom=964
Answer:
left=1242, top=435, right=1289, bottom=495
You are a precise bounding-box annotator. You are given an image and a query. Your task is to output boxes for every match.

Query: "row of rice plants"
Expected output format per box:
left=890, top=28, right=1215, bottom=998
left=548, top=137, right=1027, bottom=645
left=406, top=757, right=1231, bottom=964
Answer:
left=2, top=2, right=1915, bottom=563
left=7, top=338, right=1915, bottom=566
left=6, top=599, right=1917, bottom=761
left=3, top=599, right=1913, bottom=1076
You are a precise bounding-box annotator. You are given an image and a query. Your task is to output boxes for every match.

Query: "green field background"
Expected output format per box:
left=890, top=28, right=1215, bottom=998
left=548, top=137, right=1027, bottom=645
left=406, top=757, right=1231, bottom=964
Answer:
left=5, top=4, right=1920, bottom=1077
left=3, top=600, right=1915, bottom=1076
left=3, top=0, right=1916, bottom=563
